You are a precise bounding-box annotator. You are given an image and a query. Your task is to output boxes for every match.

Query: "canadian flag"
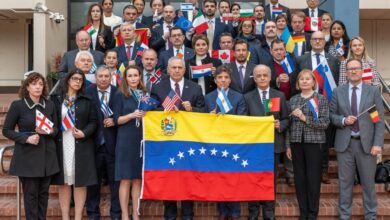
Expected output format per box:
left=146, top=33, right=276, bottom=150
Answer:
left=36, top=109, right=54, bottom=134
left=211, top=50, right=235, bottom=64
left=362, top=68, right=373, bottom=81
left=304, top=16, right=322, bottom=32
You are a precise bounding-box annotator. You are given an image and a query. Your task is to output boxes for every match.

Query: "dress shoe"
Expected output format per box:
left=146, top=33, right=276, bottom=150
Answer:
left=286, top=177, right=295, bottom=187
left=321, top=173, right=330, bottom=184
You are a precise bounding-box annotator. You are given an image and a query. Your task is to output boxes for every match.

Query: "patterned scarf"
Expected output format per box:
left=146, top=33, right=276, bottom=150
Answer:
left=63, top=95, right=76, bottom=117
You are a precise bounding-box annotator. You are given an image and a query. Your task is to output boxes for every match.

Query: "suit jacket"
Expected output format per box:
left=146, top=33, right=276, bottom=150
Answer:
left=199, top=17, right=229, bottom=50
left=157, top=47, right=195, bottom=74
left=249, top=44, right=273, bottom=66
left=296, top=51, right=340, bottom=86
left=330, top=83, right=384, bottom=153
left=244, top=88, right=289, bottom=153
left=204, top=89, right=247, bottom=115
left=139, top=15, right=153, bottom=29
left=291, top=32, right=312, bottom=56
left=86, top=85, right=118, bottom=156
left=150, top=78, right=205, bottom=112
left=58, top=49, right=104, bottom=78
left=88, top=25, right=115, bottom=53
left=149, top=21, right=178, bottom=53
left=265, top=3, right=291, bottom=23
left=184, top=54, right=222, bottom=94
left=113, top=42, right=142, bottom=69
left=269, top=53, right=299, bottom=97
left=228, top=62, right=257, bottom=94
left=303, top=8, right=328, bottom=18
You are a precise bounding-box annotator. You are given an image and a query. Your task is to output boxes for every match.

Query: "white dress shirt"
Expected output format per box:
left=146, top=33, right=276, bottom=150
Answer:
left=311, top=50, right=326, bottom=70
left=97, top=86, right=112, bottom=103
left=257, top=87, right=270, bottom=103
left=170, top=78, right=184, bottom=96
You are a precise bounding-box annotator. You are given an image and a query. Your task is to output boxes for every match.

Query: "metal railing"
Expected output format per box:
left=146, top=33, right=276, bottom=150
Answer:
left=378, top=73, right=390, bottom=133
left=0, top=145, right=21, bottom=220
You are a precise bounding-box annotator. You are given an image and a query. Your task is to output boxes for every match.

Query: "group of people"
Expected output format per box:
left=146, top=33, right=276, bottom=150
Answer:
left=1, top=0, right=385, bottom=220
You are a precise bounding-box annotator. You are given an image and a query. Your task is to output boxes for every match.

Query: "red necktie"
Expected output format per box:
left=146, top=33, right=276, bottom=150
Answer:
left=175, top=83, right=181, bottom=107
left=126, top=45, right=132, bottom=61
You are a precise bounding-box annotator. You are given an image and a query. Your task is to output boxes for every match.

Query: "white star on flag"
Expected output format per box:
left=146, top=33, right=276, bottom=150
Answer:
left=188, top=148, right=195, bottom=156
left=199, top=147, right=206, bottom=154
left=232, top=154, right=240, bottom=161
left=241, top=160, right=249, bottom=167
left=169, top=157, right=176, bottom=165
left=177, top=151, right=185, bottom=159
left=222, top=149, right=229, bottom=157
left=210, top=148, right=218, bottom=156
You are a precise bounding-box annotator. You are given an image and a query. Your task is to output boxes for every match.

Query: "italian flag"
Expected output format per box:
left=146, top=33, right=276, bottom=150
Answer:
left=83, top=23, right=96, bottom=36
left=239, top=9, right=255, bottom=21
left=192, top=11, right=209, bottom=33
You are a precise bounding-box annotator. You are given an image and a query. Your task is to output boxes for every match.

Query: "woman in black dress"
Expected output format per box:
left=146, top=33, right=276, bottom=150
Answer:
left=113, top=65, right=146, bottom=220
left=50, top=69, right=98, bottom=220
left=2, top=72, right=59, bottom=220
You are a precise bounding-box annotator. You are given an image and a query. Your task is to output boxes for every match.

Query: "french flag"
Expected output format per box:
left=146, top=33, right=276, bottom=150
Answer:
left=313, top=63, right=336, bottom=103
left=281, top=54, right=295, bottom=74
left=61, top=108, right=75, bottom=131
left=190, top=63, right=213, bottom=79
left=307, top=96, right=319, bottom=121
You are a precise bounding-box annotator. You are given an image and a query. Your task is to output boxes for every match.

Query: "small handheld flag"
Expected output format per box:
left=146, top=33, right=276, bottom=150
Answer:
left=100, top=101, right=113, bottom=118
left=180, top=3, right=193, bottom=11
left=175, top=16, right=193, bottom=32
left=211, top=50, right=235, bottom=64
left=190, top=63, right=213, bottom=79
left=150, top=69, right=162, bottom=85
left=36, top=110, right=54, bottom=134
left=137, top=43, right=149, bottom=56
left=307, top=96, right=319, bottom=121
left=139, top=95, right=160, bottom=111
left=264, top=98, right=280, bottom=113
left=239, top=9, right=255, bottom=21
left=192, top=11, right=209, bottom=33
left=216, top=87, right=232, bottom=114
left=61, top=108, right=75, bottom=131
left=222, top=13, right=235, bottom=21
left=281, top=54, right=295, bottom=74
left=280, top=27, right=295, bottom=53
left=336, top=39, right=344, bottom=56
left=368, top=106, right=380, bottom=123
left=304, top=17, right=321, bottom=32
left=162, top=90, right=181, bottom=111
left=272, top=7, right=283, bottom=18
left=83, top=23, right=96, bottom=36
left=313, top=62, right=337, bottom=103
left=362, top=68, right=373, bottom=81
left=292, top=35, right=306, bottom=43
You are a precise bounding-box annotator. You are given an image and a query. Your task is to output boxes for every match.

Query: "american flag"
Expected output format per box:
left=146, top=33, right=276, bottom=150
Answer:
left=162, top=89, right=180, bottom=111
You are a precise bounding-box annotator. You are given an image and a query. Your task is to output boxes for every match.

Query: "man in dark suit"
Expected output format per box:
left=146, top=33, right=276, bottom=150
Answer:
left=141, top=49, right=168, bottom=93
left=121, top=5, right=149, bottom=29
left=151, top=56, right=204, bottom=220
left=199, top=0, right=229, bottom=50
left=58, top=30, right=104, bottom=78
left=296, top=31, right=340, bottom=184
left=290, top=11, right=312, bottom=57
left=265, top=0, right=291, bottom=22
left=176, top=0, right=199, bottom=22
left=260, top=21, right=278, bottom=56
left=303, top=0, right=328, bottom=18
left=253, top=5, right=266, bottom=38
left=150, top=5, right=176, bottom=53
left=113, top=22, right=142, bottom=69
left=330, top=58, right=384, bottom=220
left=86, top=66, right=120, bottom=220
left=245, top=64, right=289, bottom=220
left=229, top=40, right=257, bottom=94
left=158, top=27, right=194, bottom=74
left=133, top=0, right=153, bottom=28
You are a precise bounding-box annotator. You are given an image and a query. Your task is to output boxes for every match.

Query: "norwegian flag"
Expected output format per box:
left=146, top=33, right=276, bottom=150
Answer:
left=211, top=50, right=235, bottom=64
left=362, top=68, right=373, bottom=81
left=150, top=69, right=162, bottom=85
left=61, top=108, right=75, bottom=131
left=35, top=110, right=54, bottom=134
left=162, top=89, right=180, bottom=112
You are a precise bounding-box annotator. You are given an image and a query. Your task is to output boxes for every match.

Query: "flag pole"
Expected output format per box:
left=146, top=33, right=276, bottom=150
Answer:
left=289, top=102, right=307, bottom=117
left=357, top=104, right=376, bottom=118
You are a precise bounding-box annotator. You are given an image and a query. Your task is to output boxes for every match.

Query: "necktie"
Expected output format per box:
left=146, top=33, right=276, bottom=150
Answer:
left=311, top=9, right=315, bottom=17
left=175, top=83, right=181, bottom=107
left=207, top=20, right=214, bottom=49
left=262, top=90, right=267, bottom=105
left=98, top=90, right=106, bottom=145
left=239, top=65, right=245, bottom=89
left=167, top=25, right=173, bottom=48
left=146, top=73, right=152, bottom=92
left=126, top=45, right=132, bottom=61
left=315, top=53, right=321, bottom=66
left=351, top=86, right=359, bottom=132
left=99, top=90, right=106, bottom=104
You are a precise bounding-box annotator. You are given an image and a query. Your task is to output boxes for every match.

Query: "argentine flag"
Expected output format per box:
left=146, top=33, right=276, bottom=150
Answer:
left=216, top=87, right=232, bottom=114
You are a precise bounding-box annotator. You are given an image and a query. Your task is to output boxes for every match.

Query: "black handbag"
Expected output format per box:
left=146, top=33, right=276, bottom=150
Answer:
left=375, top=159, right=390, bottom=190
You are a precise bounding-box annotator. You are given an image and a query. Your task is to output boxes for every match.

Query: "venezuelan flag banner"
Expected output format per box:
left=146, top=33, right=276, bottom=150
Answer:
left=141, top=111, right=275, bottom=201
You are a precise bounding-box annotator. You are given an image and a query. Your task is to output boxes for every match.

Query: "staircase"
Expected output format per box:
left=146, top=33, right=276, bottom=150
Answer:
left=0, top=94, right=389, bottom=220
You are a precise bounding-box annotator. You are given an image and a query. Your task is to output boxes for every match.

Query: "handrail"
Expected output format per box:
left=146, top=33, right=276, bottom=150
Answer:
left=0, top=145, right=20, bottom=220
left=378, top=72, right=390, bottom=94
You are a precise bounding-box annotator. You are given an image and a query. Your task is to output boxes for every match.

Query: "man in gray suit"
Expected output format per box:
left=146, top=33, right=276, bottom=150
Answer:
left=58, top=30, right=104, bottom=78
left=245, top=64, right=289, bottom=220
left=296, top=31, right=340, bottom=184
left=330, top=58, right=384, bottom=220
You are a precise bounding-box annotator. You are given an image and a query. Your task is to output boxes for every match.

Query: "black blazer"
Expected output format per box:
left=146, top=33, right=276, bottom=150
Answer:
left=149, top=22, right=167, bottom=53
left=228, top=62, right=257, bottom=94
left=303, top=8, right=328, bottom=17
left=264, top=3, right=291, bottom=23
left=150, top=78, right=205, bottom=112
left=86, top=85, right=118, bottom=156
left=50, top=91, right=98, bottom=187
left=184, top=54, right=222, bottom=94
left=244, top=88, right=289, bottom=153
left=2, top=98, right=60, bottom=177
left=157, top=47, right=195, bottom=74
left=86, top=25, right=115, bottom=53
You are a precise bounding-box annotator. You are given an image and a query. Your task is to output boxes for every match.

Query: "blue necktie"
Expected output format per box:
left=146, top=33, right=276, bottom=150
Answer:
left=99, top=90, right=106, bottom=145
left=315, top=53, right=321, bottom=66
left=239, top=65, right=245, bottom=89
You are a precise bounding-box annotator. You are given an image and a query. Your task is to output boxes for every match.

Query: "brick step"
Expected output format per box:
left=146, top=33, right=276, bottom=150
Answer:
left=0, top=196, right=389, bottom=218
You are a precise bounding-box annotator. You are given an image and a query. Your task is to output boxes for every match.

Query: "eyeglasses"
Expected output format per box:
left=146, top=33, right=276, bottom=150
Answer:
left=71, top=76, right=83, bottom=83
left=346, top=67, right=362, bottom=72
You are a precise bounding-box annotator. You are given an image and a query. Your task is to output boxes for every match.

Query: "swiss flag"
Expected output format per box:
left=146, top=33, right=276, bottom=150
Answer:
left=211, top=50, right=235, bottom=64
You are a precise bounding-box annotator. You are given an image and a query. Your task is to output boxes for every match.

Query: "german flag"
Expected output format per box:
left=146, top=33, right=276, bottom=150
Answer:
left=265, top=97, right=280, bottom=113
left=292, top=35, right=306, bottom=43
left=368, top=105, right=380, bottom=123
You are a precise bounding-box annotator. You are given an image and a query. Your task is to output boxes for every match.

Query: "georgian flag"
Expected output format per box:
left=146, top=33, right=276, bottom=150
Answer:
left=190, top=63, right=213, bottom=79
left=281, top=54, right=295, bottom=74
left=304, top=17, right=321, bottom=32
left=61, top=108, right=75, bottom=131
left=36, top=110, right=54, bottom=134
left=362, top=68, right=373, bottom=81
left=211, top=50, right=235, bottom=64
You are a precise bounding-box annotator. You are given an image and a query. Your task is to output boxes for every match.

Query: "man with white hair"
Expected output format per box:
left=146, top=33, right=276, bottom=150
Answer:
left=59, top=30, right=104, bottom=78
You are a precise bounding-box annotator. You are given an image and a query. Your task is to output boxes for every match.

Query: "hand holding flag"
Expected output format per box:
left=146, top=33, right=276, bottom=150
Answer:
left=36, top=110, right=54, bottom=134
left=162, top=89, right=181, bottom=112
left=264, top=98, right=281, bottom=114
left=216, top=87, right=232, bottom=114
left=307, top=96, right=319, bottom=121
